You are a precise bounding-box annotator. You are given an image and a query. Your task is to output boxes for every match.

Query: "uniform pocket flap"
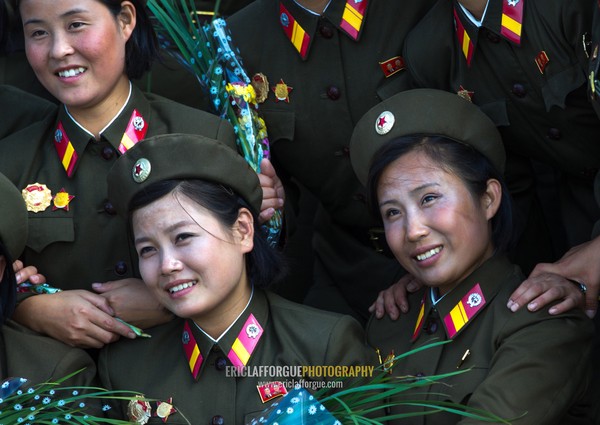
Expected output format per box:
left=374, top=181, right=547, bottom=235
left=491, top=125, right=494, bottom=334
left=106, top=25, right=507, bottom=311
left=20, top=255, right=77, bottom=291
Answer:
left=542, top=64, right=586, bottom=111
left=27, top=216, right=75, bottom=253
left=261, top=110, right=295, bottom=144
left=479, top=100, right=510, bottom=127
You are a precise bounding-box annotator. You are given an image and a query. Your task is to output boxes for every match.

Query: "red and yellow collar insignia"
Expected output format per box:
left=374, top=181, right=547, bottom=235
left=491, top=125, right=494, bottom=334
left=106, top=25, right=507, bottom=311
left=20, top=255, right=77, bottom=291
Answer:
left=182, top=321, right=203, bottom=379
left=272, top=79, right=293, bottom=103
left=411, top=295, right=426, bottom=341
left=453, top=6, right=475, bottom=66
left=279, top=2, right=311, bottom=59
left=257, top=381, right=288, bottom=403
left=22, top=183, right=53, bottom=213
left=227, top=314, right=264, bottom=368
left=501, top=0, right=523, bottom=45
left=443, top=283, right=486, bottom=339
left=118, top=109, right=147, bottom=154
left=52, top=188, right=74, bottom=211
left=54, top=121, right=79, bottom=178
left=340, top=0, right=368, bottom=40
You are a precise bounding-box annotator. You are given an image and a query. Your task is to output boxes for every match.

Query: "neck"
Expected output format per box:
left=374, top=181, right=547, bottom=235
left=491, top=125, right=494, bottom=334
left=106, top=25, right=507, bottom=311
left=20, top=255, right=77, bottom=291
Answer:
left=194, top=279, right=252, bottom=340
left=458, top=0, right=487, bottom=20
left=66, top=76, right=130, bottom=139
left=295, top=0, right=329, bottom=14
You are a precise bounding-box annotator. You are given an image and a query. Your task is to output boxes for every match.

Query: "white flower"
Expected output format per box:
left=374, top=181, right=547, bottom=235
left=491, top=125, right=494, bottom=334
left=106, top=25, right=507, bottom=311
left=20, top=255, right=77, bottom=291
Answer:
left=308, top=405, right=317, bottom=415
left=286, top=407, right=294, bottom=414
left=290, top=397, right=300, bottom=404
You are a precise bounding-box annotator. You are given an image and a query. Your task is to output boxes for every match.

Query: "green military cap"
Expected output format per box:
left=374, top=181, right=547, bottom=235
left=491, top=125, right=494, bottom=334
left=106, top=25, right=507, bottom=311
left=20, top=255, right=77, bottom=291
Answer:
left=350, top=88, right=505, bottom=186
left=0, top=172, right=27, bottom=260
left=107, top=133, right=262, bottom=216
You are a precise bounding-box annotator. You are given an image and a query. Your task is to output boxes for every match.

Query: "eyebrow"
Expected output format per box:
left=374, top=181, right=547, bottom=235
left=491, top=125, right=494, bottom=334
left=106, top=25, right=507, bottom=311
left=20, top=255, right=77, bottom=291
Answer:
left=378, top=182, right=440, bottom=207
left=134, top=220, right=193, bottom=245
left=23, top=8, right=89, bottom=26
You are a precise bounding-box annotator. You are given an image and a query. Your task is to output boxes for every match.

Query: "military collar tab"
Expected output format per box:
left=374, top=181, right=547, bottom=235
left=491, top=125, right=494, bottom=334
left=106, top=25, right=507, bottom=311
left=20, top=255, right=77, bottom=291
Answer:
left=278, top=0, right=370, bottom=60
left=411, top=282, right=488, bottom=341
left=441, top=282, right=487, bottom=339
left=453, top=0, right=523, bottom=66
left=181, top=314, right=265, bottom=380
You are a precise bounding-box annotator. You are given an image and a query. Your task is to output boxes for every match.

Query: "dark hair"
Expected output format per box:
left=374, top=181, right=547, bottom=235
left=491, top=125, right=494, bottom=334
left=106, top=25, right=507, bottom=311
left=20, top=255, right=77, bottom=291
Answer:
left=129, top=179, right=287, bottom=289
left=366, top=135, right=514, bottom=254
left=15, top=0, right=157, bottom=79
left=0, top=243, right=17, bottom=323
left=98, top=0, right=157, bottom=79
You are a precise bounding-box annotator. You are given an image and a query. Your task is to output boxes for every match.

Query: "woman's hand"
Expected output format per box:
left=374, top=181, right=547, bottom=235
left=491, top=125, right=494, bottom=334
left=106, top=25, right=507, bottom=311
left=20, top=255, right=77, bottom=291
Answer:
left=13, top=260, right=45, bottom=285
left=257, top=158, right=285, bottom=224
left=507, top=236, right=600, bottom=317
left=368, top=274, right=423, bottom=320
left=12, top=290, right=136, bottom=349
left=92, top=278, right=173, bottom=329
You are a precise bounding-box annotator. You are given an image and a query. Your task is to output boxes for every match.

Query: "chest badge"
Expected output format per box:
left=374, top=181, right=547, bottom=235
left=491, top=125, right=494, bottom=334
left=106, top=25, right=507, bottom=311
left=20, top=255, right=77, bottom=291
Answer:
left=22, top=183, right=53, bottom=213
left=272, top=79, right=293, bottom=103
left=52, top=188, right=75, bottom=211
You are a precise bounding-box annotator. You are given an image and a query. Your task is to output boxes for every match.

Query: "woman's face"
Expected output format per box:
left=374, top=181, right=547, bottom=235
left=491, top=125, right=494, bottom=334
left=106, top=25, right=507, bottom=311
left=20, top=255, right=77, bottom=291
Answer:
left=132, top=192, right=254, bottom=327
left=377, top=150, right=499, bottom=294
left=20, top=0, right=134, bottom=114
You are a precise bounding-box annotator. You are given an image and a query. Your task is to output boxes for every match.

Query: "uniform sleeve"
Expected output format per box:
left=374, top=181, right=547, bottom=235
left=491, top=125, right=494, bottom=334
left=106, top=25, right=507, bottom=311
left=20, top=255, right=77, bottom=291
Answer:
left=560, top=0, right=595, bottom=67
left=323, top=315, right=379, bottom=373
left=458, top=311, right=593, bottom=424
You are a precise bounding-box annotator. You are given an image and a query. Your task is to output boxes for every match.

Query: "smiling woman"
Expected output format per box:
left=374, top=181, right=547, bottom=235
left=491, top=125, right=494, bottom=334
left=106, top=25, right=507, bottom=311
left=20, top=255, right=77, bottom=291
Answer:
left=0, top=0, right=239, bottom=350
left=351, top=89, right=595, bottom=424
left=98, top=133, right=374, bottom=424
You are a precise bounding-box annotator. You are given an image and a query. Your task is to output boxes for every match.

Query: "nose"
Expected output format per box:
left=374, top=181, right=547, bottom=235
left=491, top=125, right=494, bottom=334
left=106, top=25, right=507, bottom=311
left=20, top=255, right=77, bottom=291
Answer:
left=160, top=250, right=183, bottom=276
left=405, top=211, right=428, bottom=242
left=50, top=32, right=75, bottom=59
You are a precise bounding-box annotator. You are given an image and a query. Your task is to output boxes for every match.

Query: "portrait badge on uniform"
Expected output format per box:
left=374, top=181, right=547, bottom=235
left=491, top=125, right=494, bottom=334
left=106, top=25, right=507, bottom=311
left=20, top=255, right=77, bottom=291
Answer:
left=375, top=111, right=395, bottom=135
left=272, top=79, right=293, bottom=103
left=257, top=381, right=288, bottom=403
left=22, top=183, right=53, bottom=213
left=52, top=188, right=75, bottom=211
left=534, top=51, right=550, bottom=74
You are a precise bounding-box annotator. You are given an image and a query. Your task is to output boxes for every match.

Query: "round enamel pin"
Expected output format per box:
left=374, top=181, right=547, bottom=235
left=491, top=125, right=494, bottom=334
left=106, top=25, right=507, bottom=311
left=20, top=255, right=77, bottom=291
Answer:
left=375, top=111, right=395, bottom=135
left=132, top=158, right=151, bottom=183
left=22, top=183, right=53, bottom=213
left=467, top=292, right=482, bottom=308
left=246, top=323, right=260, bottom=339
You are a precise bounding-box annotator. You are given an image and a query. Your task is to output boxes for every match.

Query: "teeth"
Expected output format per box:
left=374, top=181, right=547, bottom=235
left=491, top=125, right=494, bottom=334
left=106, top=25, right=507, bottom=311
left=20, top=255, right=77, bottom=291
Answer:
left=58, top=67, right=86, bottom=78
left=416, top=247, right=442, bottom=261
left=168, top=281, right=197, bottom=294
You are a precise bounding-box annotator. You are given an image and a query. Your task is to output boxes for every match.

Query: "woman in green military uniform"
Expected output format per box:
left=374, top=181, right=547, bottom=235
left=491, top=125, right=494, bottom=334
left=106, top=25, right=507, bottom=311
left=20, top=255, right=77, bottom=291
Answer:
left=0, top=171, right=96, bottom=386
left=351, top=89, right=594, bottom=424
left=226, top=0, right=436, bottom=323
left=98, top=133, right=374, bottom=424
left=1, top=0, right=282, bottom=349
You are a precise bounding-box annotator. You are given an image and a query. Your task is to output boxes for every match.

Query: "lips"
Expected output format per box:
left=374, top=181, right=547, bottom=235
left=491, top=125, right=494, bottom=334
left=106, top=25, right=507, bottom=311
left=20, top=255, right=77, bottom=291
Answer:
left=56, top=67, right=86, bottom=78
left=415, top=246, right=442, bottom=262
left=167, top=280, right=197, bottom=294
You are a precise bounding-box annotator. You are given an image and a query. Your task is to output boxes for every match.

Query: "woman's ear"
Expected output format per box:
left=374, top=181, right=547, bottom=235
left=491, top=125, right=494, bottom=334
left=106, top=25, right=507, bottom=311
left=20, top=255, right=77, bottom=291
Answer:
left=482, top=178, right=502, bottom=220
left=235, top=208, right=255, bottom=254
left=118, top=1, right=137, bottom=42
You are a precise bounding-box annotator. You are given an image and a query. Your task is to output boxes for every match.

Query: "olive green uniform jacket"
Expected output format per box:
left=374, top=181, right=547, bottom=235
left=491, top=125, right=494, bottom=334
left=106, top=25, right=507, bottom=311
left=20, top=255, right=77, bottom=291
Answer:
left=403, top=0, right=600, bottom=263
left=227, top=0, right=435, bottom=321
left=0, top=84, right=234, bottom=289
left=0, top=85, right=56, bottom=140
left=99, top=289, right=376, bottom=424
left=367, top=256, right=594, bottom=424
left=2, top=320, right=96, bottom=385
